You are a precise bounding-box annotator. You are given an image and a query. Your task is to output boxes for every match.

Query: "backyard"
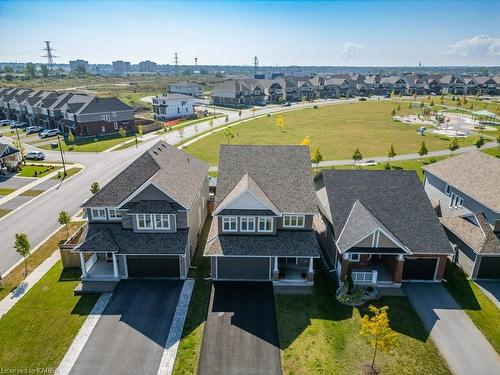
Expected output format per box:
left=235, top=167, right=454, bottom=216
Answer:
left=275, top=268, right=450, bottom=375
left=184, top=101, right=475, bottom=164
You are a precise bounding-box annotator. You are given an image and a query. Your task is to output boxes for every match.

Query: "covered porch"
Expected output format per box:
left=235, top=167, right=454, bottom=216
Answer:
left=272, top=256, right=315, bottom=286
left=79, top=251, right=128, bottom=281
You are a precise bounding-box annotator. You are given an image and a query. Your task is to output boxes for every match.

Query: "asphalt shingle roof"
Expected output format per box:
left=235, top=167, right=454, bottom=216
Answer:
left=317, top=170, right=453, bottom=255
left=215, top=145, right=317, bottom=214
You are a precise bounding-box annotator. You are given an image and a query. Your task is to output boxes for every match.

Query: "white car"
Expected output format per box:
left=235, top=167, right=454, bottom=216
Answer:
left=0, top=120, right=11, bottom=126
left=25, top=151, right=46, bottom=160
left=39, top=129, right=61, bottom=138
left=358, top=160, right=378, bottom=166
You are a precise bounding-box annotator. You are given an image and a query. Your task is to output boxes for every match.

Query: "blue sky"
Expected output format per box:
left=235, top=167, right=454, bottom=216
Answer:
left=0, top=0, right=499, bottom=66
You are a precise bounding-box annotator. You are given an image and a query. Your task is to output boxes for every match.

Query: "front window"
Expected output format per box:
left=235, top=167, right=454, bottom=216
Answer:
left=240, top=217, right=255, bottom=232
left=222, top=217, right=238, bottom=232
left=349, top=253, right=360, bottom=262
left=258, top=217, right=273, bottom=232
left=107, top=208, right=120, bottom=220
left=283, top=215, right=305, bottom=228
left=91, top=208, right=107, bottom=220
left=137, top=214, right=154, bottom=229
left=155, top=214, right=170, bottom=229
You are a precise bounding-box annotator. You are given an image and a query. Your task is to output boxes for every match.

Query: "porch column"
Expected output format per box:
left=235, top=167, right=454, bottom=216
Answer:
left=394, top=254, right=405, bottom=283
left=122, top=254, right=128, bottom=278
left=80, top=252, right=87, bottom=278
left=272, top=256, right=279, bottom=281
left=307, top=257, right=315, bottom=282
left=339, top=253, right=350, bottom=282
left=112, top=253, right=119, bottom=278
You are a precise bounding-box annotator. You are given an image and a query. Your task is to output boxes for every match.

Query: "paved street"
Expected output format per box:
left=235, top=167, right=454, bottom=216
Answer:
left=404, top=283, right=500, bottom=375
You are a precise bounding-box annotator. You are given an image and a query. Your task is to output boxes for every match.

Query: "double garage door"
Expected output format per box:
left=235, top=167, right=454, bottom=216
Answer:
left=127, top=256, right=180, bottom=278
left=402, top=258, right=438, bottom=281
left=215, top=257, right=270, bottom=281
left=477, top=257, right=500, bottom=279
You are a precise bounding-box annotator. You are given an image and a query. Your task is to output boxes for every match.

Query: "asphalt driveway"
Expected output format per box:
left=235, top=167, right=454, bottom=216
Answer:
left=198, top=282, right=282, bottom=375
left=403, top=283, right=500, bottom=375
left=69, top=280, right=183, bottom=375
left=475, top=280, right=500, bottom=309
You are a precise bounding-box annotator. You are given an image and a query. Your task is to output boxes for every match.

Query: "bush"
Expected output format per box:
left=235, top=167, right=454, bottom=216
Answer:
left=384, top=163, right=391, bottom=170
left=429, top=157, right=437, bottom=163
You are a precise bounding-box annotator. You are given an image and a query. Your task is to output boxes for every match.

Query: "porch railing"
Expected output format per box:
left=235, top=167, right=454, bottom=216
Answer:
left=85, top=253, right=97, bottom=271
left=352, top=270, right=378, bottom=285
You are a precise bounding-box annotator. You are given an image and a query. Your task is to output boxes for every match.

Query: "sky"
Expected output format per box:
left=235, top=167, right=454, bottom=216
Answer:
left=0, top=0, right=499, bottom=66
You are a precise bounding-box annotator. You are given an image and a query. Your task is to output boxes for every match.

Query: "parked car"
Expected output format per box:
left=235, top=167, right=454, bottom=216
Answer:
left=25, top=151, right=46, bottom=160
left=25, top=126, right=44, bottom=135
left=11, top=121, right=27, bottom=129
left=255, top=100, right=267, bottom=106
left=0, top=120, right=11, bottom=126
left=39, top=129, right=60, bottom=138
left=0, top=131, right=3, bottom=137
left=359, top=97, right=367, bottom=101
left=283, top=102, right=291, bottom=107
left=358, top=159, right=378, bottom=166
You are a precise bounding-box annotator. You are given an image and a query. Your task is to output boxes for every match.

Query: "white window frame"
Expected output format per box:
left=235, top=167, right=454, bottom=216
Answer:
left=91, top=207, right=107, bottom=220
left=349, top=253, right=360, bottom=262
left=458, top=197, right=463, bottom=208
left=136, top=214, right=154, bottom=230
left=258, top=217, right=273, bottom=233
left=222, top=216, right=238, bottom=232
left=449, top=193, right=455, bottom=209
left=445, top=184, right=451, bottom=196
left=240, top=216, right=255, bottom=232
left=155, top=214, right=171, bottom=230
left=283, top=214, right=305, bottom=228
left=107, top=208, right=120, bottom=221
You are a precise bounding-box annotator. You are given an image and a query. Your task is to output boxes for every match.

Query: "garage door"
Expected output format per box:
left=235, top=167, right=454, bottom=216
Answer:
left=127, top=256, right=180, bottom=278
left=477, top=257, right=500, bottom=279
left=402, top=258, right=437, bottom=280
left=216, top=257, right=270, bottom=281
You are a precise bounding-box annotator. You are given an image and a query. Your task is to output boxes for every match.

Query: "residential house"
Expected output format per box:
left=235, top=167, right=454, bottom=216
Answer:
left=439, top=75, right=466, bottom=95
left=423, top=152, right=500, bottom=279
left=365, top=74, right=383, bottom=96
left=204, top=145, right=320, bottom=286
left=168, top=81, right=203, bottom=97
left=152, top=93, right=195, bottom=120
left=427, top=76, right=443, bottom=95
left=67, top=142, right=209, bottom=291
left=0, top=143, right=21, bottom=172
left=464, top=77, right=479, bottom=95
left=212, top=79, right=265, bottom=107
left=325, top=77, right=350, bottom=97
left=475, top=76, right=498, bottom=95
left=404, top=75, right=426, bottom=95
left=380, top=76, right=408, bottom=95
left=315, top=170, right=453, bottom=287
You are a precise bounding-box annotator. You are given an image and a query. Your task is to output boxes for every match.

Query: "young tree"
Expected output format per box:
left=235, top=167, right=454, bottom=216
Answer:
left=448, top=137, right=460, bottom=155
left=473, top=135, right=485, bottom=149
left=118, top=127, right=127, bottom=138
left=58, top=210, right=71, bottom=238
left=311, top=148, right=323, bottom=169
left=23, top=62, right=36, bottom=79
left=225, top=115, right=229, bottom=124
left=208, top=119, right=214, bottom=133
left=390, top=108, right=396, bottom=117
left=276, top=114, right=285, bottom=132
left=418, top=141, right=428, bottom=161
left=194, top=124, right=199, bottom=134
left=396, top=104, right=401, bottom=111
left=360, top=305, right=398, bottom=373
left=300, top=136, right=310, bottom=146
left=386, top=144, right=396, bottom=166
left=352, top=148, right=363, bottom=168
left=14, top=233, right=31, bottom=277
left=252, top=107, right=256, bottom=117
left=67, top=131, right=75, bottom=144
left=136, top=124, right=144, bottom=137
left=224, top=126, right=234, bottom=144
left=90, top=181, right=100, bottom=194
left=178, top=128, right=185, bottom=148
left=238, top=110, right=242, bottom=119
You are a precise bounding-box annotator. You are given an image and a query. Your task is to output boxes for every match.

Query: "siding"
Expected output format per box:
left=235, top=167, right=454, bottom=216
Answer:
left=186, top=177, right=209, bottom=256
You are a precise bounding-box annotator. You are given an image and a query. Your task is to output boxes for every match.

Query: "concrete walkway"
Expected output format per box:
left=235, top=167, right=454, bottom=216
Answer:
left=0, top=250, right=61, bottom=319
left=403, top=283, right=500, bottom=375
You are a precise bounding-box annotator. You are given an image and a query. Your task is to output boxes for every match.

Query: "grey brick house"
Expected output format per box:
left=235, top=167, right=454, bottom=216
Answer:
left=423, top=152, right=500, bottom=279
left=68, top=142, right=209, bottom=291
left=315, top=170, right=453, bottom=288
left=204, top=145, right=320, bottom=286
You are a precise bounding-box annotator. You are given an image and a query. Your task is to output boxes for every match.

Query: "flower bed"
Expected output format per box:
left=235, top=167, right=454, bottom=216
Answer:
left=336, top=285, right=380, bottom=306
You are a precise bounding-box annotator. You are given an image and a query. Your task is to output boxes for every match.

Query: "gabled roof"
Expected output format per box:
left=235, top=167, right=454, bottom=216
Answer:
left=215, top=145, right=318, bottom=214
left=78, top=97, right=133, bottom=114
left=316, top=170, right=452, bottom=255
left=0, top=143, right=19, bottom=158
left=440, top=214, right=500, bottom=255
left=423, top=152, right=500, bottom=212
left=83, top=142, right=208, bottom=209
left=169, top=81, right=201, bottom=88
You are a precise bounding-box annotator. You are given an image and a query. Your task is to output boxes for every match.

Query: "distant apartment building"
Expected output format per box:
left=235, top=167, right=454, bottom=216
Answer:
left=69, top=60, right=90, bottom=72
left=152, top=93, right=195, bottom=120
left=139, top=60, right=158, bottom=73
left=168, top=81, right=203, bottom=97
left=112, top=60, right=131, bottom=74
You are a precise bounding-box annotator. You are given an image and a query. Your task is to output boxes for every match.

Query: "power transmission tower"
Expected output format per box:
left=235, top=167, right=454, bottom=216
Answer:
left=42, top=41, right=58, bottom=70
left=174, top=52, right=179, bottom=74
left=195, top=57, right=198, bottom=67
left=253, top=56, right=259, bottom=75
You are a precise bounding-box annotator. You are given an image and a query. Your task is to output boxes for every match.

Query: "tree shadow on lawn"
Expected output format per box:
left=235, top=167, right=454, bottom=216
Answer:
left=444, top=261, right=481, bottom=311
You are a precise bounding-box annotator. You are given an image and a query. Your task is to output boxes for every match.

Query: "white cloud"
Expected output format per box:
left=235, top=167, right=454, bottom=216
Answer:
left=341, top=42, right=364, bottom=59
left=447, top=35, right=500, bottom=58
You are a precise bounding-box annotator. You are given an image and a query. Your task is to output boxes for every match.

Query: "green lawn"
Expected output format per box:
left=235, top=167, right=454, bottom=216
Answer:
left=276, top=268, right=450, bottom=375
left=172, top=218, right=212, bottom=375
left=416, top=95, right=500, bottom=116
left=0, top=188, right=16, bottom=196
left=444, top=262, right=500, bottom=353
left=0, top=263, right=99, bottom=369
left=482, top=147, right=500, bottom=158
left=20, top=189, right=44, bottom=196
left=51, top=167, right=83, bottom=179
left=0, top=208, right=12, bottom=217
left=184, top=101, right=474, bottom=164
left=18, top=164, right=59, bottom=178
left=39, top=134, right=136, bottom=152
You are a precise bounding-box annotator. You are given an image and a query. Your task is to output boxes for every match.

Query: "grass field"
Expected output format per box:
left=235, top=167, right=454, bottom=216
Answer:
left=276, top=268, right=450, bottom=375
left=39, top=133, right=136, bottom=152
left=18, top=164, right=59, bottom=177
left=0, top=208, right=12, bottom=217
left=184, top=101, right=475, bottom=164
left=444, top=263, right=500, bottom=353
left=483, top=147, right=500, bottom=158
left=415, top=95, right=500, bottom=116
left=0, top=263, right=99, bottom=369
left=0, top=188, right=16, bottom=195
left=51, top=167, right=83, bottom=179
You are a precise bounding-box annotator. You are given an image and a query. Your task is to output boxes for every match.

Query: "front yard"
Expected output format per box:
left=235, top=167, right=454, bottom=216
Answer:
left=0, top=262, right=99, bottom=369
left=18, top=164, right=60, bottom=178
left=444, top=262, right=500, bottom=353
left=39, top=133, right=137, bottom=152
left=275, top=269, right=450, bottom=375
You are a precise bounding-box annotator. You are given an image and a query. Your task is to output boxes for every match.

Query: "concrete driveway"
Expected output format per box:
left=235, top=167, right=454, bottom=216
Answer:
left=403, top=283, right=500, bottom=375
left=69, top=280, right=183, bottom=375
left=475, top=280, right=500, bottom=309
left=198, top=282, right=281, bottom=375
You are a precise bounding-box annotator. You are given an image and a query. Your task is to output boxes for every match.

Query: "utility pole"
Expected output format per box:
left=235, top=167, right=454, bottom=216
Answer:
left=174, top=52, right=179, bottom=75
left=42, top=41, right=58, bottom=71
left=195, top=57, right=198, bottom=67
left=57, top=134, right=67, bottom=176
left=254, top=56, right=259, bottom=76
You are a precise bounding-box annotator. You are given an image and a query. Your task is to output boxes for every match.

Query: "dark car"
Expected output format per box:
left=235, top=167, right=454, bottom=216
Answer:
left=283, top=102, right=291, bottom=107
left=359, top=97, right=367, bottom=101
left=25, top=126, right=44, bottom=135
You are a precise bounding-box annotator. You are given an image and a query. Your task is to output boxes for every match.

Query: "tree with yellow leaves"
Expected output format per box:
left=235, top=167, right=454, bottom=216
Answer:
left=311, top=148, right=323, bottom=169
left=300, top=136, right=310, bottom=146
left=360, top=305, right=398, bottom=373
left=276, top=114, right=285, bottom=132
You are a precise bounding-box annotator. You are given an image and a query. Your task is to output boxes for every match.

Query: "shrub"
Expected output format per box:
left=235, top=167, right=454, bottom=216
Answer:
left=429, top=157, right=437, bottom=163
left=384, top=163, right=391, bottom=170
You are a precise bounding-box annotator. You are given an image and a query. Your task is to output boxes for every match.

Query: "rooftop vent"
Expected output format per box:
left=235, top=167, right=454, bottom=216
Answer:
left=152, top=150, right=158, bottom=155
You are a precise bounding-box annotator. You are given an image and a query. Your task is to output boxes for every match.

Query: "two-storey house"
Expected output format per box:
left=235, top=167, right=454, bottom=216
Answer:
left=66, top=142, right=209, bottom=292
left=152, top=93, right=195, bottom=120
left=423, top=152, right=500, bottom=279
left=315, top=170, right=453, bottom=288
left=168, top=81, right=203, bottom=97
left=204, top=145, right=320, bottom=287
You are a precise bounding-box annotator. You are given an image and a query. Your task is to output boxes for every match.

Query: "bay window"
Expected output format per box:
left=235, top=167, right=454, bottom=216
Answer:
left=222, top=217, right=238, bottom=232
left=258, top=217, right=273, bottom=232
left=240, top=217, right=255, bottom=232
left=283, top=215, right=305, bottom=228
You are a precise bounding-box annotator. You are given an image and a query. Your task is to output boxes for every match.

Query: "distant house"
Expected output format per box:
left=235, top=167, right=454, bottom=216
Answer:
left=439, top=75, right=466, bottom=95
left=380, top=76, right=408, bottom=95
left=475, top=76, right=498, bottom=95
left=423, top=152, right=500, bottom=279
left=168, top=81, right=203, bottom=97
left=204, top=145, right=320, bottom=286
left=152, top=93, right=195, bottom=120
left=212, top=79, right=265, bottom=107
left=315, top=170, right=453, bottom=287
left=67, top=142, right=209, bottom=291
left=0, top=143, right=21, bottom=172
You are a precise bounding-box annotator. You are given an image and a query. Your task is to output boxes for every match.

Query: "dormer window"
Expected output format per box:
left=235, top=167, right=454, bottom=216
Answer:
left=445, top=184, right=451, bottom=196
left=137, top=214, right=154, bottom=229
left=240, top=217, right=255, bottom=232
left=222, top=217, right=238, bottom=232
left=283, top=215, right=305, bottom=228
left=258, top=217, right=273, bottom=232
left=136, top=214, right=170, bottom=230
left=108, top=208, right=120, bottom=220
left=91, top=208, right=107, bottom=220
left=155, top=214, right=170, bottom=229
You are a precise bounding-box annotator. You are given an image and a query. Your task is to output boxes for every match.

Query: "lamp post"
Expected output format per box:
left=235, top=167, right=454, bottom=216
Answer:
left=57, top=134, right=67, bottom=177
